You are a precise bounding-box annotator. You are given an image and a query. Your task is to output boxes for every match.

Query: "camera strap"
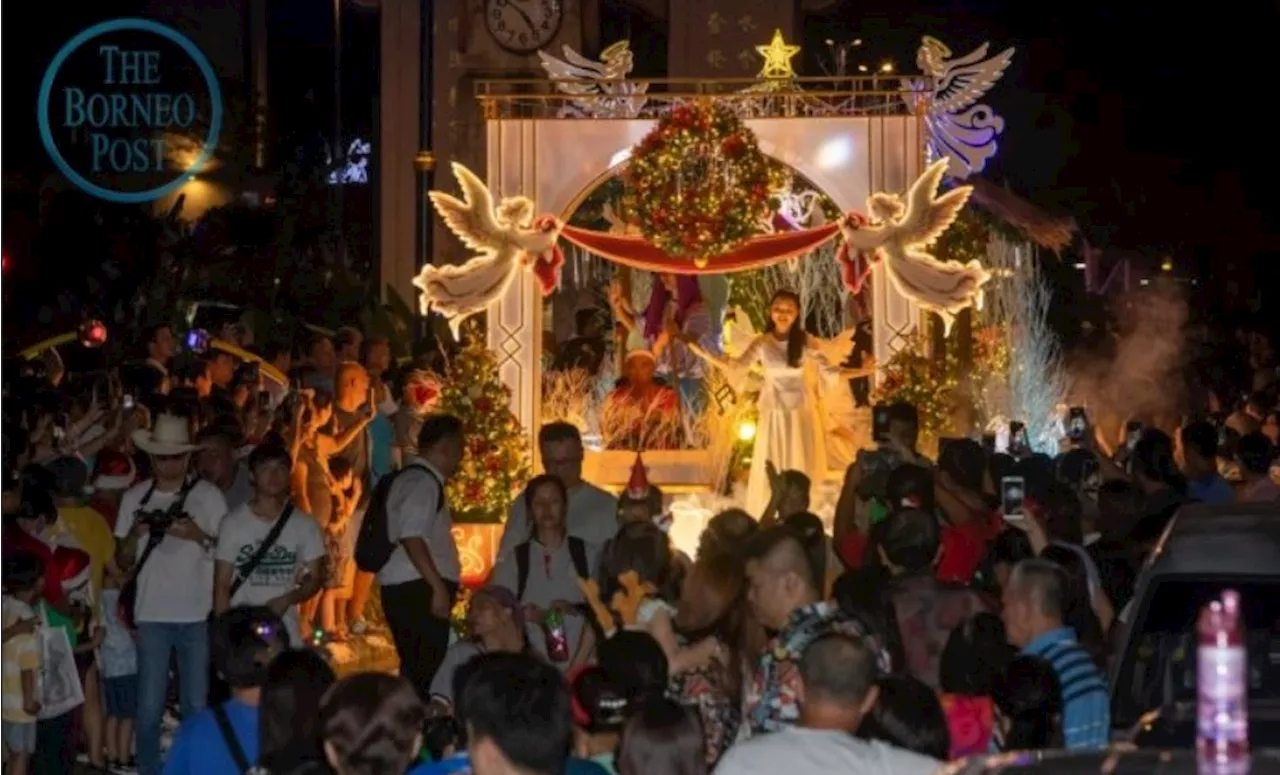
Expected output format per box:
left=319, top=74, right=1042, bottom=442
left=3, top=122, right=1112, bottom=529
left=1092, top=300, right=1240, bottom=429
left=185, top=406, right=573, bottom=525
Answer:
left=130, top=476, right=200, bottom=579
left=228, top=501, right=295, bottom=601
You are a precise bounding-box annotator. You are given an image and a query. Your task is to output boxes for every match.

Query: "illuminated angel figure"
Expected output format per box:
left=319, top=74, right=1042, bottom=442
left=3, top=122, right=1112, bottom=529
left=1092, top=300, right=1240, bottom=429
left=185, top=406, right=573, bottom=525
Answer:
left=689, top=290, right=874, bottom=516
left=538, top=41, right=649, bottom=118
left=908, top=36, right=1015, bottom=178
left=416, top=163, right=564, bottom=336
left=837, top=159, right=988, bottom=335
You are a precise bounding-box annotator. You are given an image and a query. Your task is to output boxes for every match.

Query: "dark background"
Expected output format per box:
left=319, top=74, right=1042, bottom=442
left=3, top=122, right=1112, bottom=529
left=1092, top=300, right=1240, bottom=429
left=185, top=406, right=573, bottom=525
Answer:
left=4, top=0, right=1278, bottom=322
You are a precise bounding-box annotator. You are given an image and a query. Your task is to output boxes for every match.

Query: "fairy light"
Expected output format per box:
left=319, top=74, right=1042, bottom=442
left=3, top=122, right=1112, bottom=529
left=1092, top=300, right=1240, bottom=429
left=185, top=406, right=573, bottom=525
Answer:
left=737, top=421, right=758, bottom=442
left=625, top=103, right=783, bottom=266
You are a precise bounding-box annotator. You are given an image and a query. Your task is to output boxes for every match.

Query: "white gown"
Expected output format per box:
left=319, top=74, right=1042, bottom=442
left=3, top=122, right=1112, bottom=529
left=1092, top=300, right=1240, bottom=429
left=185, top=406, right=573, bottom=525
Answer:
left=734, top=336, right=830, bottom=517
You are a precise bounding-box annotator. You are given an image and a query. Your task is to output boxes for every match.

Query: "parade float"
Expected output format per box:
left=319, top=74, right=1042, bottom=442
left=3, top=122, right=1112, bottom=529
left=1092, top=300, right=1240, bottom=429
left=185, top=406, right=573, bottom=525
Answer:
left=418, top=30, right=1074, bottom=563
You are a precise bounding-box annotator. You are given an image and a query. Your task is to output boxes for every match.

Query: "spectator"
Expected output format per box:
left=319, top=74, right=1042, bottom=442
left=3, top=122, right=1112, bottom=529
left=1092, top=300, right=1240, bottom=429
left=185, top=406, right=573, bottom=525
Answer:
left=2, top=553, right=44, bottom=775
left=991, top=655, right=1064, bottom=752
left=715, top=633, right=938, bottom=775
left=742, top=528, right=890, bottom=734
left=213, top=441, right=327, bottom=646
left=616, top=698, right=705, bottom=775
left=377, top=414, right=463, bottom=701
left=162, top=606, right=289, bottom=775
left=937, top=612, right=1013, bottom=758
left=257, top=649, right=337, bottom=775
left=876, top=508, right=986, bottom=690
left=1237, top=432, right=1280, bottom=502
left=457, top=652, right=609, bottom=775
left=1178, top=421, right=1234, bottom=505
left=856, top=675, right=950, bottom=760
left=197, top=426, right=253, bottom=511
left=1000, top=559, right=1109, bottom=749
left=497, top=423, right=618, bottom=564
left=428, top=585, right=544, bottom=713
left=320, top=673, right=426, bottom=775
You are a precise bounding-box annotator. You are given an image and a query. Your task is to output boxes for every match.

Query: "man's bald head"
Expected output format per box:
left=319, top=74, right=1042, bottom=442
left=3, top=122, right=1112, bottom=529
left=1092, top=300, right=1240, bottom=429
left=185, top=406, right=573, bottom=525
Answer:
left=800, top=633, right=877, bottom=708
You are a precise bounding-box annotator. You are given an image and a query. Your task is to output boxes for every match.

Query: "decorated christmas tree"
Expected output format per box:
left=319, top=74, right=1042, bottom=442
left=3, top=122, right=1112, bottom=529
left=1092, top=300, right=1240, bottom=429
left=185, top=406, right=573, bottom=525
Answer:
left=437, top=327, right=532, bottom=523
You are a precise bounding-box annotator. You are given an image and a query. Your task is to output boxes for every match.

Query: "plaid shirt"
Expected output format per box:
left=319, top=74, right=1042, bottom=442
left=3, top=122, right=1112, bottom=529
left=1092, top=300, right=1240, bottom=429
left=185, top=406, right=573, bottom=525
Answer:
left=744, top=601, right=891, bottom=736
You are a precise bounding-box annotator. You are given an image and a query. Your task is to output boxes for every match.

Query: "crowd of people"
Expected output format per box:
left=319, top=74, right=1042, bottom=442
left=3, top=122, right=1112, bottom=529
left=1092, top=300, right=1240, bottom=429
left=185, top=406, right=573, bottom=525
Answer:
left=2, top=317, right=1280, bottom=775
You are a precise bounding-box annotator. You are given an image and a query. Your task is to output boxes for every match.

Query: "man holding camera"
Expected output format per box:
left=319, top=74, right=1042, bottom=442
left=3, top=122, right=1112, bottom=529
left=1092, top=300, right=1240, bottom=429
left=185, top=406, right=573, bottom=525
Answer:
left=114, top=414, right=228, bottom=775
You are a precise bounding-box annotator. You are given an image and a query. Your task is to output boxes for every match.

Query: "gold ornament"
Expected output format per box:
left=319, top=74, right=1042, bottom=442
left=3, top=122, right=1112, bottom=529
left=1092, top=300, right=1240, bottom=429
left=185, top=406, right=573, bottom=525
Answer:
left=755, top=29, right=801, bottom=80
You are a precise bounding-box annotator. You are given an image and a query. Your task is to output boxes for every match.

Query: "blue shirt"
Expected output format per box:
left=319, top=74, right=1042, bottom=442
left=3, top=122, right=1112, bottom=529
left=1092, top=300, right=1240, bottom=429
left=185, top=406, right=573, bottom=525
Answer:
left=369, top=410, right=395, bottom=483
left=1023, top=627, right=1110, bottom=749
left=1188, top=474, right=1234, bottom=505
left=408, top=753, right=609, bottom=775
left=162, top=700, right=259, bottom=775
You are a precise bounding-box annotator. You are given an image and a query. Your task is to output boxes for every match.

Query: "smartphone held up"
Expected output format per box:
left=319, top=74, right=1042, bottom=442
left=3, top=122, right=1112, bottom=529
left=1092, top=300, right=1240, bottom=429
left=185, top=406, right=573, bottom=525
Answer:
left=1001, top=476, right=1026, bottom=523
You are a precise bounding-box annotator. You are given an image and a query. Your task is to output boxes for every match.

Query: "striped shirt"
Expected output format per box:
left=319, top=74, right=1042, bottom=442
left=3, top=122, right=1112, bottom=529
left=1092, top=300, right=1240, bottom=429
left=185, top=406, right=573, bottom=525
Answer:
left=0, top=594, right=41, bottom=722
left=1023, top=627, right=1110, bottom=749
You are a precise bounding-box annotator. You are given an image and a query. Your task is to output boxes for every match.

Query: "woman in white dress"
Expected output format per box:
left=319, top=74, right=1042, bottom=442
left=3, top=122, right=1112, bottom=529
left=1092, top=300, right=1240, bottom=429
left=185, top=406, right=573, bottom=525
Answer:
left=688, top=290, right=874, bottom=516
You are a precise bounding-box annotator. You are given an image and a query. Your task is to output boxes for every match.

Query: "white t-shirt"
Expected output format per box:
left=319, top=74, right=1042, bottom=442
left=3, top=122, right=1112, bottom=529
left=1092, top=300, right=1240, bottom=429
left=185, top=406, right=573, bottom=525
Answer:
left=496, top=482, right=617, bottom=564
left=214, top=503, right=327, bottom=645
left=114, top=479, right=228, bottom=624
left=713, top=727, right=940, bottom=775
left=377, top=459, right=461, bottom=587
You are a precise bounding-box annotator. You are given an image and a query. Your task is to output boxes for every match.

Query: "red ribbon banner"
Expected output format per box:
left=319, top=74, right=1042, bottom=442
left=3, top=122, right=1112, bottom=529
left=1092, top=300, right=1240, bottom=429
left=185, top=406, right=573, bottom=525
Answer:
left=557, top=223, right=842, bottom=275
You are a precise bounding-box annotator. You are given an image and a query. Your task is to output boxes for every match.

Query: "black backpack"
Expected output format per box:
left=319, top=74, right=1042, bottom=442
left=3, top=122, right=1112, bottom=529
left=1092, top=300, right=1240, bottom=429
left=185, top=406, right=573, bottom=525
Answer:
left=515, top=536, right=590, bottom=600
left=354, top=464, right=442, bottom=573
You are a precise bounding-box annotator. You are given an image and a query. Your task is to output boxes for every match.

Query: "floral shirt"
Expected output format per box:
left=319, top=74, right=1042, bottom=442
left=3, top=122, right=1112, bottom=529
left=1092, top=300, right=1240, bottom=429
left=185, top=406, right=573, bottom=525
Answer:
left=744, top=601, right=890, bottom=736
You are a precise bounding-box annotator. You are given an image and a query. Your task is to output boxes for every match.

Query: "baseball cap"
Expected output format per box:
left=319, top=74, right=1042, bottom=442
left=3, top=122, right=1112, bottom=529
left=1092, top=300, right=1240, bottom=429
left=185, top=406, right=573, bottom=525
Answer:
left=472, top=585, right=524, bottom=631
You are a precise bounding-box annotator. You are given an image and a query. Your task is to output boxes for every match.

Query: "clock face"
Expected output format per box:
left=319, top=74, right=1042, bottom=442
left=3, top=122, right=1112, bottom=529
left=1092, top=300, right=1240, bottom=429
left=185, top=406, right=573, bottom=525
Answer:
left=485, top=0, right=564, bottom=55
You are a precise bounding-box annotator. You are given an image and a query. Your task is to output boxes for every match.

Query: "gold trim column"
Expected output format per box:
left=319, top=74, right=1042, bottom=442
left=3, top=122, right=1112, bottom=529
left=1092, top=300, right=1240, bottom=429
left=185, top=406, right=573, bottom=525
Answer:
left=378, top=0, right=421, bottom=303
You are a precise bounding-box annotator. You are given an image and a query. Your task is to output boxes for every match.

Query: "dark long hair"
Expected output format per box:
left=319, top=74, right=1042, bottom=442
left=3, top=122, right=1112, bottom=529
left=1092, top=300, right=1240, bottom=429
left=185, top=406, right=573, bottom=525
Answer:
left=524, top=473, right=568, bottom=540
left=617, top=698, right=706, bottom=775
left=763, top=289, right=805, bottom=368
left=258, top=650, right=337, bottom=773
left=992, top=655, right=1064, bottom=751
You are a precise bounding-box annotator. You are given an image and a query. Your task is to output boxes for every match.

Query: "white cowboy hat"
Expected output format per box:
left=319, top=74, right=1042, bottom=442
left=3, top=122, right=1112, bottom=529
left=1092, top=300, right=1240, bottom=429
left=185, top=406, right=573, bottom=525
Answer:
left=132, top=414, right=202, bottom=456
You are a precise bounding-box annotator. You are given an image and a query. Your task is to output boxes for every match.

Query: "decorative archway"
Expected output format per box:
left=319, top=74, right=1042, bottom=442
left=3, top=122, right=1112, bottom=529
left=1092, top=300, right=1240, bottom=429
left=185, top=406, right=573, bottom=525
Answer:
left=484, top=114, right=926, bottom=460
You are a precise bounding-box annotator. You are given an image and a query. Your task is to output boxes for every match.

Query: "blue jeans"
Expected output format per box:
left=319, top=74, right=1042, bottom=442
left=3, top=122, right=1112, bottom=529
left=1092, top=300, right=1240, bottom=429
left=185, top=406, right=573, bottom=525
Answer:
left=136, top=620, right=209, bottom=775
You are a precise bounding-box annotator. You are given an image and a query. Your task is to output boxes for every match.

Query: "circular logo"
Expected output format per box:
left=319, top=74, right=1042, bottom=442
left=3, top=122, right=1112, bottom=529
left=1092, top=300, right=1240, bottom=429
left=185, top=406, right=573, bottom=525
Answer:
left=38, top=18, right=223, bottom=204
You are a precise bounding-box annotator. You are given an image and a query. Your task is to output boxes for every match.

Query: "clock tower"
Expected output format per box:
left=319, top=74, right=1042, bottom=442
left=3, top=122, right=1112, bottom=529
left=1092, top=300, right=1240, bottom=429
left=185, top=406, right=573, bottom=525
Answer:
left=379, top=0, right=585, bottom=304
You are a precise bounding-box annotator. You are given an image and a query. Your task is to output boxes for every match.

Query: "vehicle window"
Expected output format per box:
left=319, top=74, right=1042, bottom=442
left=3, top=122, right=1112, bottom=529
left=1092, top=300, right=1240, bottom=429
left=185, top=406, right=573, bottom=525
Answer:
left=1113, top=579, right=1280, bottom=727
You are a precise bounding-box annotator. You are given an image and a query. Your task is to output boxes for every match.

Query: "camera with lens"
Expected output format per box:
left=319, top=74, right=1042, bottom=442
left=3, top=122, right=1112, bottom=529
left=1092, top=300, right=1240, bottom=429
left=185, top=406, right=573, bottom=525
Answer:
left=137, top=505, right=187, bottom=538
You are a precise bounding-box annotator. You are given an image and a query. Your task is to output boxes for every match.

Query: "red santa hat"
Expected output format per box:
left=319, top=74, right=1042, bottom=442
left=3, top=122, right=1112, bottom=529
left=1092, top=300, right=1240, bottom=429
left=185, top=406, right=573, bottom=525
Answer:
left=626, top=454, right=650, bottom=500
left=93, top=450, right=137, bottom=492
left=53, top=546, right=92, bottom=592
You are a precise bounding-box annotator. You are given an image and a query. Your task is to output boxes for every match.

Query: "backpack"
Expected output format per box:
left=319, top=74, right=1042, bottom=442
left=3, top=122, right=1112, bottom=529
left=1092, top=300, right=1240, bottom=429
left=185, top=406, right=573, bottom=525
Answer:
left=516, top=536, right=590, bottom=600
left=353, top=464, right=442, bottom=573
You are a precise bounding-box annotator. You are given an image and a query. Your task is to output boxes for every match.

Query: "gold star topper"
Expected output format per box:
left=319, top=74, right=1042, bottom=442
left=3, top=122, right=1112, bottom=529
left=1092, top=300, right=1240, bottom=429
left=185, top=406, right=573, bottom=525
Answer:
left=756, top=29, right=800, bottom=80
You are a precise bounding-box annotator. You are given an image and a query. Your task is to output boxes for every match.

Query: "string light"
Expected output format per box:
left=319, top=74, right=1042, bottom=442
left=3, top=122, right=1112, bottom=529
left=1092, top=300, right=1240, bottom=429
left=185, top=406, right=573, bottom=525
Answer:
left=737, top=421, right=757, bottom=442
left=625, top=103, right=783, bottom=266
left=755, top=29, right=801, bottom=80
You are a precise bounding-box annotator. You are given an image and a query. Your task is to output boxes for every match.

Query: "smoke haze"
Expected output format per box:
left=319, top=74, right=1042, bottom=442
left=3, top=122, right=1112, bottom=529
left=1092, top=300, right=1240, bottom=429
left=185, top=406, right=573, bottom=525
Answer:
left=1067, top=279, right=1190, bottom=436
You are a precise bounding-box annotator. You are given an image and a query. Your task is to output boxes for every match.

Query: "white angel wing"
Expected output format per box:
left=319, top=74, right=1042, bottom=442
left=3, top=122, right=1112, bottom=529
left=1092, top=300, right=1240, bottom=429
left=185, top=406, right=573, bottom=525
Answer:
left=809, top=327, right=857, bottom=367
left=723, top=306, right=758, bottom=358
left=894, top=160, right=973, bottom=248
left=428, top=163, right=504, bottom=253
left=538, top=46, right=606, bottom=97
left=934, top=43, right=1015, bottom=114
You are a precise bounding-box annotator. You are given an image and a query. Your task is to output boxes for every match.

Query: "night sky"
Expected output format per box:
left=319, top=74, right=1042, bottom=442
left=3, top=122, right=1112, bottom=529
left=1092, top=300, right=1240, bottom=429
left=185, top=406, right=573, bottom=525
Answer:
left=4, top=0, right=1278, bottom=312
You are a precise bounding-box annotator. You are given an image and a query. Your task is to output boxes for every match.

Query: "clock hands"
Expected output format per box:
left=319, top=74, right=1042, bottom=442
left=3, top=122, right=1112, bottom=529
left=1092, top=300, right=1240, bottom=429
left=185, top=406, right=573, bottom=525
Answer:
left=505, top=0, right=537, bottom=37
